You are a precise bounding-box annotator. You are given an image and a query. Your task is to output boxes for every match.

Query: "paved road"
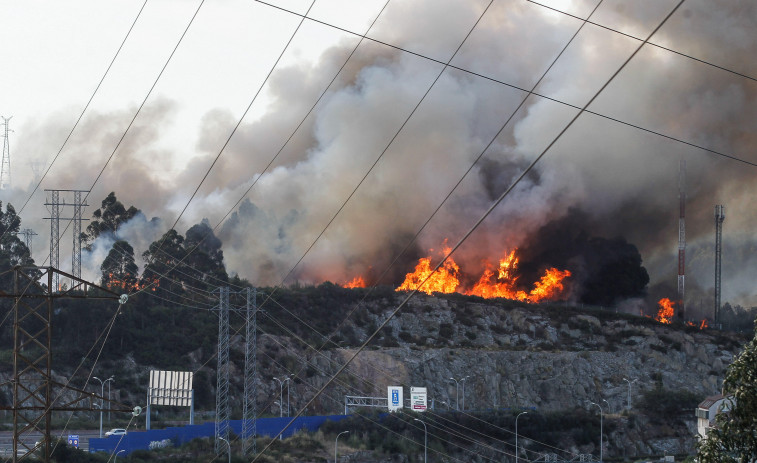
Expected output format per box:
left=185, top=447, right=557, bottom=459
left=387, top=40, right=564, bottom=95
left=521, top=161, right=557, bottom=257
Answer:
left=0, top=430, right=100, bottom=457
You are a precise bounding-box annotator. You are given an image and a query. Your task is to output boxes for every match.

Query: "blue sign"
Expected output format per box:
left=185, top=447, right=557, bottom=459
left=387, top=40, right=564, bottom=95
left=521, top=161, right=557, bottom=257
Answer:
left=68, top=435, right=79, bottom=449
left=392, top=390, right=399, bottom=405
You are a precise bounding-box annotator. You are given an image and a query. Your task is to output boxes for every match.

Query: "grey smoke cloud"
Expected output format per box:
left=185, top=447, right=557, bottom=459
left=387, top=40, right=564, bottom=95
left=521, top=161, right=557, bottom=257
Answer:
left=5, top=0, right=757, bottom=310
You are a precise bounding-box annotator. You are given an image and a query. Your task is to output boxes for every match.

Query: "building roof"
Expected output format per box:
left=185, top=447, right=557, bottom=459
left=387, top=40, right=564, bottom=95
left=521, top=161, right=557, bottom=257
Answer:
left=698, top=393, right=725, bottom=410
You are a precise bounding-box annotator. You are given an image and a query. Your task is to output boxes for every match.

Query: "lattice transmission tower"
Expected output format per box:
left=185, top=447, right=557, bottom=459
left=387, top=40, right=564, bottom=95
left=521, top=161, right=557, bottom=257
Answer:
left=1, top=116, right=12, bottom=190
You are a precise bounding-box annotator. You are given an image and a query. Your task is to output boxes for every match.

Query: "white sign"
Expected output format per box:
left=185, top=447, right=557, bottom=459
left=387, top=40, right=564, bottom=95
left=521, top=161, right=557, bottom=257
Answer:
left=388, top=386, right=403, bottom=412
left=148, top=370, right=193, bottom=406
left=411, top=387, right=427, bottom=412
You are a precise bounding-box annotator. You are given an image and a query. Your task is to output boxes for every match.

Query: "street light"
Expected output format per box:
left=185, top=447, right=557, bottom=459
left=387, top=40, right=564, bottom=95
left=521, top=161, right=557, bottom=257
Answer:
left=335, top=430, right=349, bottom=463
left=414, top=419, right=427, bottom=463
left=115, top=450, right=125, bottom=462
left=461, top=375, right=471, bottom=411
left=218, top=436, right=231, bottom=463
left=590, top=402, right=603, bottom=463
left=92, top=376, right=114, bottom=438
left=273, top=375, right=293, bottom=417
left=449, top=378, right=460, bottom=410
left=603, top=399, right=611, bottom=415
left=623, top=378, right=638, bottom=411
left=108, top=377, right=115, bottom=423
left=515, top=411, right=528, bottom=463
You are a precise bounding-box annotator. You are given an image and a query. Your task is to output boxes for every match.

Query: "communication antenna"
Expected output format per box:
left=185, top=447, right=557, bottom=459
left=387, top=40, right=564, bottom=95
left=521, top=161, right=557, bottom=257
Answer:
left=677, top=159, right=686, bottom=320
left=714, top=205, right=725, bottom=326
left=1, top=116, right=12, bottom=190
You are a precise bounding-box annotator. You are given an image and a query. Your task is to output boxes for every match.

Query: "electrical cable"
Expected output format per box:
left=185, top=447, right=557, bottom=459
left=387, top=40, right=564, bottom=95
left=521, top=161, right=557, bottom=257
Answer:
left=255, top=0, right=757, bottom=168
left=0, top=0, right=150, bottom=232
left=252, top=1, right=687, bottom=459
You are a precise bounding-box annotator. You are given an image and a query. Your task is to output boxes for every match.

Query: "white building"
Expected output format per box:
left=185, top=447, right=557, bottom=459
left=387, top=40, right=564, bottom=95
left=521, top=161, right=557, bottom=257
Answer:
left=696, top=394, right=731, bottom=438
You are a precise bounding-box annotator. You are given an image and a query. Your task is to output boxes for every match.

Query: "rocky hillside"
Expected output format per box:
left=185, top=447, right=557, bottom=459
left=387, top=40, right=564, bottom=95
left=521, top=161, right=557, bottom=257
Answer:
left=2, top=285, right=747, bottom=460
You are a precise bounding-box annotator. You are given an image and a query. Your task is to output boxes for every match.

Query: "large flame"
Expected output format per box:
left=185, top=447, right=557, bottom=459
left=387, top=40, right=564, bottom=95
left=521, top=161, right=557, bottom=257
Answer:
left=466, top=250, right=570, bottom=303
left=655, top=298, right=675, bottom=324
left=393, top=246, right=570, bottom=302
left=396, top=246, right=461, bottom=295
left=344, top=276, right=366, bottom=288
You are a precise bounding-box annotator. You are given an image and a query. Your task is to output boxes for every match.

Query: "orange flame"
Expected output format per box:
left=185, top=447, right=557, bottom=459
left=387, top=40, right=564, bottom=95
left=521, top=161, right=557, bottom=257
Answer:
left=344, top=276, right=366, bottom=288
left=105, top=273, right=159, bottom=292
left=396, top=246, right=461, bottom=295
left=467, top=250, right=570, bottom=303
left=395, top=246, right=571, bottom=302
left=685, top=319, right=709, bottom=330
left=655, top=298, right=675, bottom=324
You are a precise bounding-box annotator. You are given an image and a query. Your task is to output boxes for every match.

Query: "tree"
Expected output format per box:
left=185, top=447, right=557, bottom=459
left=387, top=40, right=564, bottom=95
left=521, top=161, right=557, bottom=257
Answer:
left=141, top=229, right=188, bottom=298
left=0, top=201, right=34, bottom=267
left=184, top=219, right=228, bottom=288
left=697, top=323, right=757, bottom=462
left=100, top=240, right=138, bottom=290
left=80, top=192, right=140, bottom=249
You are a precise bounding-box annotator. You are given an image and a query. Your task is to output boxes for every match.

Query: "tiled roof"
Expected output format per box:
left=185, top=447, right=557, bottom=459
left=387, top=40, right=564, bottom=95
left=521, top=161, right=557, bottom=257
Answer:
left=698, top=393, right=724, bottom=409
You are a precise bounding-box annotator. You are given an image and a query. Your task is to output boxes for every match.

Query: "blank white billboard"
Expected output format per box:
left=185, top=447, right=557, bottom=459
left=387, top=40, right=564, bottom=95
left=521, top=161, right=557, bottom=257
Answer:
left=148, top=370, right=193, bottom=406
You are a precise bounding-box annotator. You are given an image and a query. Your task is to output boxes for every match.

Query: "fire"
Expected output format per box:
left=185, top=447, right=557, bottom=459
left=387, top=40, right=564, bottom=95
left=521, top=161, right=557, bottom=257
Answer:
left=686, top=319, right=709, bottom=330
left=655, top=298, right=675, bottom=324
left=395, top=246, right=571, bottom=302
left=396, top=246, right=461, bottom=295
left=344, top=276, right=366, bottom=288
left=105, top=274, right=159, bottom=292
left=467, top=250, right=570, bottom=303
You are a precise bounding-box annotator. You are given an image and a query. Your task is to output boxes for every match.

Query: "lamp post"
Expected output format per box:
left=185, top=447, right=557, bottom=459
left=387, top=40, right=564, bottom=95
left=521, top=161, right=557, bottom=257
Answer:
left=115, top=450, right=125, bottom=462
left=461, top=375, right=471, bottom=411
left=603, top=399, right=611, bottom=415
left=590, top=402, right=603, bottom=463
left=108, top=377, right=115, bottom=423
left=274, top=375, right=293, bottom=417
left=286, top=374, right=294, bottom=416
left=623, top=378, right=637, bottom=411
left=515, top=411, right=528, bottom=463
left=218, top=436, right=231, bottom=463
left=92, top=376, right=114, bottom=438
left=335, top=430, right=349, bottom=463
left=414, top=419, right=427, bottom=463
left=449, top=377, right=460, bottom=410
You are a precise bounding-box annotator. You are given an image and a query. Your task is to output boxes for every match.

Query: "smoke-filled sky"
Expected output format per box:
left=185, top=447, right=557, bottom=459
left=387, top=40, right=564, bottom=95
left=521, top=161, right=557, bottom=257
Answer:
left=2, top=0, right=757, bottom=314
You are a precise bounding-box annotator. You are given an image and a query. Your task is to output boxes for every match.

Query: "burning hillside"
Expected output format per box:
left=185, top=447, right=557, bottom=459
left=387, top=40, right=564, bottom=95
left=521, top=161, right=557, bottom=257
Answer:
left=346, top=244, right=572, bottom=303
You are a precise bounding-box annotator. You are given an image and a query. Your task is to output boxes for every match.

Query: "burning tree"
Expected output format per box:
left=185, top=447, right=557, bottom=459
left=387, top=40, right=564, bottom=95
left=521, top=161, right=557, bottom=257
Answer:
left=101, top=240, right=138, bottom=290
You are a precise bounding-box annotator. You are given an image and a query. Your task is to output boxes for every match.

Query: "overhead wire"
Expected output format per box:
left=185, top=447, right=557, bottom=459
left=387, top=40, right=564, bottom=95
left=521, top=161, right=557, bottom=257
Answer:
left=255, top=0, right=757, bottom=167
left=252, top=0, right=499, bottom=457
left=253, top=0, right=687, bottom=458
left=0, top=0, right=151, bottom=233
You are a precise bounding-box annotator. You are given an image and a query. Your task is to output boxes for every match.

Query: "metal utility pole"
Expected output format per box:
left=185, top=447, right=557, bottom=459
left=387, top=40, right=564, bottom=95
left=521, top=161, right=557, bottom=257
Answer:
left=72, top=190, right=86, bottom=279
left=677, top=159, right=686, bottom=320
left=715, top=205, right=725, bottom=326
left=18, top=228, right=38, bottom=255
left=44, top=190, right=89, bottom=290
left=1, top=116, right=12, bottom=190
left=215, top=287, right=231, bottom=456
left=242, top=287, right=258, bottom=457
left=0, top=266, right=129, bottom=463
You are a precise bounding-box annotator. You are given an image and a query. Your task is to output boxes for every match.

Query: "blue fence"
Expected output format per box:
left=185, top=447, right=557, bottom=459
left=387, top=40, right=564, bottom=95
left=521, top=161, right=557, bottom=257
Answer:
left=89, top=414, right=349, bottom=456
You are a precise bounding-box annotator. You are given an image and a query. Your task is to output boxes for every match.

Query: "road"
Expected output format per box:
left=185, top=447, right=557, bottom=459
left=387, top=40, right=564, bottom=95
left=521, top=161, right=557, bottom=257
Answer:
left=0, top=430, right=100, bottom=457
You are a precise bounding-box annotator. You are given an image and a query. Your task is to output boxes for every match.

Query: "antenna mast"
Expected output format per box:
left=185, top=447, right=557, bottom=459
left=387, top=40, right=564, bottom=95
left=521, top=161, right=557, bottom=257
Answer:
left=677, top=159, right=686, bottom=320
left=714, top=205, right=725, bottom=327
left=1, top=116, right=12, bottom=190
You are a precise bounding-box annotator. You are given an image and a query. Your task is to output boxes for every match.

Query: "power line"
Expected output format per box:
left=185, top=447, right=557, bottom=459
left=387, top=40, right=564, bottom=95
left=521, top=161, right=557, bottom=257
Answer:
left=253, top=0, right=687, bottom=457
left=254, top=0, right=757, bottom=168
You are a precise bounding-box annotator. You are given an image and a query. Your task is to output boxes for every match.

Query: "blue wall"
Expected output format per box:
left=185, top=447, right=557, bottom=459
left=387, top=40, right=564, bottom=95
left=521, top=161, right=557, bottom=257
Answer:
left=89, top=415, right=349, bottom=456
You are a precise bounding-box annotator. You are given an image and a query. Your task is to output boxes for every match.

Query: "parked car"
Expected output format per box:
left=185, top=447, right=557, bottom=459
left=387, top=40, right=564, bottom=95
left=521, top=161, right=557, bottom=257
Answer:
left=105, top=428, right=127, bottom=437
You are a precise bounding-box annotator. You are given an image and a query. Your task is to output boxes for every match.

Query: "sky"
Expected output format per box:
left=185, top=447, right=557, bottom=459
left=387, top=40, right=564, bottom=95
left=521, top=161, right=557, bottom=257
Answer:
left=1, top=0, right=757, bottom=316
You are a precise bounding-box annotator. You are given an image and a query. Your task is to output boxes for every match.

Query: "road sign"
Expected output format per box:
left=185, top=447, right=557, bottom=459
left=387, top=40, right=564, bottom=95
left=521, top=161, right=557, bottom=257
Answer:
left=68, top=435, right=79, bottom=449
left=388, top=386, right=403, bottom=412
left=411, top=387, right=427, bottom=412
